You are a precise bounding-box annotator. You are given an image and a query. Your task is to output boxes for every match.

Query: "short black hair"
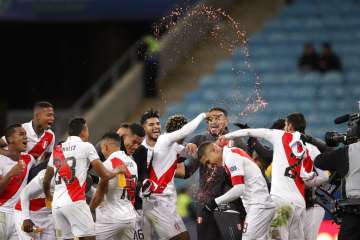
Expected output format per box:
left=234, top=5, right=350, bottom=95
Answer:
left=101, top=131, right=122, bottom=147
left=209, top=107, right=228, bottom=116
left=68, top=118, right=86, bottom=136
left=4, top=123, right=22, bottom=143
left=270, top=118, right=285, bottom=130
left=286, top=113, right=306, bottom=133
left=33, top=101, right=53, bottom=110
left=165, top=115, right=188, bottom=133
left=197, top=141, right=213, bottom=161
left=120, top=123, right=130, bottom=129
left=140, top=108, right=160, bottom=125
left=128, top=123, right=145, bottom=137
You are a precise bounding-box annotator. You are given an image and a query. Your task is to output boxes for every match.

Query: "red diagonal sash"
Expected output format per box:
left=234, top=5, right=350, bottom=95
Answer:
left=53, top=146, right=85, bottom=202
left=28, top=131, right=54, bottom=159
left=282, top=132, right=313, bottom=198
left=0, top=154, right=32, bottom=206
left=111, top=157, right=136, bottom=205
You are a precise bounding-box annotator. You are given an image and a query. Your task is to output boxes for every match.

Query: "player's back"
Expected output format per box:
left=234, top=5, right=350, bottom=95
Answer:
left=224, top=147, right=273, bottom=208
left=50, top=136, right=98, bottom=208
left=270, top=130, right=310, bottom=208
left=97, top=151, right=138, bottom=223
left=151, top=134, right=184, bottom=198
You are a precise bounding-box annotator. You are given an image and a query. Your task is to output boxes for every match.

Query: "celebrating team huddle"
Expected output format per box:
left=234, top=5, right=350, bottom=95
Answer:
left=0, top=101, right=328, bottom=240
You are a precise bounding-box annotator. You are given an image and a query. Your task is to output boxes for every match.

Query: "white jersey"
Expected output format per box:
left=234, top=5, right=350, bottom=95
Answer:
left=225, top=129, right=314, bottom=208
left=142, top=139, right=154, bottom=168
left=96, top=151, right=138, bottom=223
left=222, top=146, right=274, bottom=208
left=48, top=136, right=99, bottom=208
left=15, top=169, right=55, bottom=218
left=0, top=153, right=35, bottom=213
left=150, top=113, right=206, bottom=198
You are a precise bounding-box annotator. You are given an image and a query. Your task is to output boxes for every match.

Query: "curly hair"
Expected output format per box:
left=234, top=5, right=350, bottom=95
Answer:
left=165, top=114, right=188, bottom=133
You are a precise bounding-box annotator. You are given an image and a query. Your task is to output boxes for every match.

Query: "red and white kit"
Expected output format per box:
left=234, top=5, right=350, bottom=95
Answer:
left=216, top=146, right=275, bottom=240
left=0, top=153, right=35, bottom=240
left=144, top=113, right=206, bottom=240
left=22, top=121, right=55, bottom=160
left=48, top=136, right=99, bottom=239
left=95, top=150, right=138, bottom=240
left=14, top=169, right=56, bottom=240
left=225, top=129, right=323, bottom=240
left=1, top=121, right=55, bottom=160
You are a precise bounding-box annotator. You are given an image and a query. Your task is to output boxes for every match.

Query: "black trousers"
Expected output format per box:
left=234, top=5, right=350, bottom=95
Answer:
left=339, top=213, right=360, bottom=240
left=197, top=210, right=243, bottom=240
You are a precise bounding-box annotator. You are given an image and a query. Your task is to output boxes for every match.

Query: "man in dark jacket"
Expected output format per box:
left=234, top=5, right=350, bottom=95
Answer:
left=176, top=107, right=247, bottom=240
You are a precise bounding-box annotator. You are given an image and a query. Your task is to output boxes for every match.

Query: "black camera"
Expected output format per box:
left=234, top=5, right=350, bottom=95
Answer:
left=325, top=112, right=360, bottom=147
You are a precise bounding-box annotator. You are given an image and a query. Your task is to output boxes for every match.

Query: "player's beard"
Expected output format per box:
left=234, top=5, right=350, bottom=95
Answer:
left=208, top=125, right=225, bottom=138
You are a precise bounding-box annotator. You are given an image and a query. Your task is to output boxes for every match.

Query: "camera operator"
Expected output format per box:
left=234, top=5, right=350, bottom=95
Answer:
left=314, top=120, right=360, bottom=240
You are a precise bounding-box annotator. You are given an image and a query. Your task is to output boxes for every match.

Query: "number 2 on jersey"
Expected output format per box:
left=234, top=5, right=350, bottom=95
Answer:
left=54, top=156, right=77, bottom=185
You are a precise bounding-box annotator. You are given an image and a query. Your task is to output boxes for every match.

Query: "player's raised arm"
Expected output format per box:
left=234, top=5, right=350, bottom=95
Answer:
left=165, top=112, right=208, bottom=144
left=90, top=159, right=126, bottom=181
left=224, top=128, right=278, bottom=144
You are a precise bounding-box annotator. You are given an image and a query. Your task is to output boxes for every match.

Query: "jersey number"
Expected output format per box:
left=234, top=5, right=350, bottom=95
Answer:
left=54, top=156, right=77, bottom=185
left=133, top=229, right=144, bottom=240
left=120, top=174, right=137, bottom=201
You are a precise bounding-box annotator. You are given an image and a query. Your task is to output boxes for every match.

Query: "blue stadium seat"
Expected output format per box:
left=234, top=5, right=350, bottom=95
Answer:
left=162, top=0, right=360, bottom=144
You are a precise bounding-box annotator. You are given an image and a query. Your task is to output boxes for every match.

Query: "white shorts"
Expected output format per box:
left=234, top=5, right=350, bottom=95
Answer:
left=132, top=210, right=152, bottom=240
left=52, top=201, right=95, bottom=239
left=143, top=197, right=187, bottom=240
left=95, top=219, right=136, bottom=240
left=242, top=206, right=275, bottom=240
left=270, top=197, right=305, bottom=240
left=14, top=210, right=56, bottom=240
left=0, top=211, right=18, bottom=240
left=304, top=205, right=325, bottom=240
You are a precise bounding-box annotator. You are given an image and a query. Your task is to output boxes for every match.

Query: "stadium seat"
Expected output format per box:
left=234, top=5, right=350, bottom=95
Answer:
left=163, top=0, right=360, bottom=149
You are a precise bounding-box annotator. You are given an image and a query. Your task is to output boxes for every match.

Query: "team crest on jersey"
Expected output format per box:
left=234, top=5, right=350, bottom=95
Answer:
left=42, top=140, right=48, bottom=150
left=229, top=166, right=237, bottom=172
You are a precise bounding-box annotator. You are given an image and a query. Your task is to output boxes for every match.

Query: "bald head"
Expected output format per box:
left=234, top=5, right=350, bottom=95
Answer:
left=198, top=141, right=223, bottom=168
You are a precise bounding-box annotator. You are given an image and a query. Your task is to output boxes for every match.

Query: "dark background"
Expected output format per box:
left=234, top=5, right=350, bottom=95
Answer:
left=0, top=21, right=152, bottom=109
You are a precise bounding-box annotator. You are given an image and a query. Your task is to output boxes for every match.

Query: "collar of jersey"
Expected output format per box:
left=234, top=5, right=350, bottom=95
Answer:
left=66, top=136, right=83, bottom=142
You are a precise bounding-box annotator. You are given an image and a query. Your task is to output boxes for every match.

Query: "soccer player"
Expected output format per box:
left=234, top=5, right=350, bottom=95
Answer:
left=0, top=101, right=55, bottom=181
left=90, top=131, right=144, bottom=240
left=43, top=118, right=124, bottom=240
left=143, top=112, right=209, bottom=240
left=136, top=108, right=161, bottom=239
left=221, top=112, right=327, bottom=240
left=14, top=169, right=56, bottom=240
left=197, top=142, right=275, bottom=240
left=176, top=107, right=247, bottom=240
left=140, top=108, right=161, bottom=167
left=0, top=124, right=36, bottom=240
